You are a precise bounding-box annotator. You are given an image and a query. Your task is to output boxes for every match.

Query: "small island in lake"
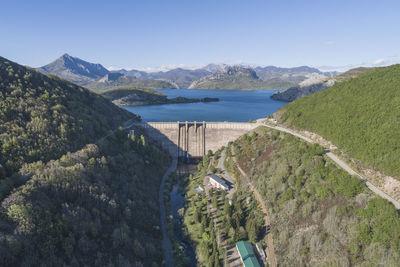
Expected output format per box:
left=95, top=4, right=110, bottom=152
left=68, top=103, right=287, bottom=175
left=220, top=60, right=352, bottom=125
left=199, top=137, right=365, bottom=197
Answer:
left=99, top=86, right=219, bottom=106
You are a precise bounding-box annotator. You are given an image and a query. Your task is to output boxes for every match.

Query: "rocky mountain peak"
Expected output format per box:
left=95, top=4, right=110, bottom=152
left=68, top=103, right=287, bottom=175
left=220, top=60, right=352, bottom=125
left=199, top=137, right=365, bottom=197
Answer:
left=219, top=65, right=259, bottom=79
left=38, top=54, right=109, bottom=85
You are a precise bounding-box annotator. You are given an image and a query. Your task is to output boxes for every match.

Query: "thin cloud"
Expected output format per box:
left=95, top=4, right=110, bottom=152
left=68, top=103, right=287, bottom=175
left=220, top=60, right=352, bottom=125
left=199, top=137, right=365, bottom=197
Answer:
left=320, top=41, right=336, bottom=45
left=373, top=58, right=387, bottom=66
left=316, top=56, right=399, bottom=72
left=137, top=64, right=205, bottom=72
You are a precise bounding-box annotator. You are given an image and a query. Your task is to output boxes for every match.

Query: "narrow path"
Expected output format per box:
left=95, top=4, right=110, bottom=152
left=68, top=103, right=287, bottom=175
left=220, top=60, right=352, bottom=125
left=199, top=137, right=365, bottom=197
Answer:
left=261, top=123, right=400, bottom=210
left=232, top=156, right=277, bottom=267
left=159, top=157, right=178, bottom=267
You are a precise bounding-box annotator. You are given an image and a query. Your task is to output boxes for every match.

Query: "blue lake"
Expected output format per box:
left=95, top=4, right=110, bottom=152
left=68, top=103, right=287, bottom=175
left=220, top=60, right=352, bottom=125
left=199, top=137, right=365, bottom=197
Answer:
left=123, top=89, right=286, bottom=122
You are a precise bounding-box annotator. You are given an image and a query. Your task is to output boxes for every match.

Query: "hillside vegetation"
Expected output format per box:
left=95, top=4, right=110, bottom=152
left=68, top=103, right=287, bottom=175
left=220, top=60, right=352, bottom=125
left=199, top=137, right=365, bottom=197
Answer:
left=179, top=150, right=265, bottom=266
left=0, top=56, right=173, bottom=265
left=227, top=127, right=400, bottom=266
left=0, top=129, right=170, bottom=266
left=276, top=65, right=400, bottom=179
left=0, top=56, right=134, bottom=197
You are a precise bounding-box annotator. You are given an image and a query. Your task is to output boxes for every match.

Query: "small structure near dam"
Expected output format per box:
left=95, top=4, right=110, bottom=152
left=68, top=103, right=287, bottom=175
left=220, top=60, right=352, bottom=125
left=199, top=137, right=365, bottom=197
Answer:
left=133, top=121, right=259, bottom=158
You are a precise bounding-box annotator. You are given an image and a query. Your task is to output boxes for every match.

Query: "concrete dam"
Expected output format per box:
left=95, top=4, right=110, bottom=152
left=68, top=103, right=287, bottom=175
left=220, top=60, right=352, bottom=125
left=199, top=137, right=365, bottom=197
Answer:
left=133, top=122, right=259, bottom=157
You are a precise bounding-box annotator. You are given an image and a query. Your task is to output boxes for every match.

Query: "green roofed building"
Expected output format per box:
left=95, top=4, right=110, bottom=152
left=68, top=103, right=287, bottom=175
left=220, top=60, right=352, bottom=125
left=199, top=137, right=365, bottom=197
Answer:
left=236, top=241, right=261, bottom=267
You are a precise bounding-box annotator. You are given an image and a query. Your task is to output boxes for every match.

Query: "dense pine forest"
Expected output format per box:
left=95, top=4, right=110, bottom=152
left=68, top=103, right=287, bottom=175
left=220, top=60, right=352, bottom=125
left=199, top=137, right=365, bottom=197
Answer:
left=0, top=56, right=171, bottom=266
left=276, top=65, right=400, bottom=179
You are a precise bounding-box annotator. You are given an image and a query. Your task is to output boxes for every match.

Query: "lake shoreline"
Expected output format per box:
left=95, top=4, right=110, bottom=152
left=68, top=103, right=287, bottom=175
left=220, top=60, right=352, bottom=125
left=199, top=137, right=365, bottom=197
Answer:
left=124, top=89, right=287, bottom=122
left=116, top=96, right=219, bottom=106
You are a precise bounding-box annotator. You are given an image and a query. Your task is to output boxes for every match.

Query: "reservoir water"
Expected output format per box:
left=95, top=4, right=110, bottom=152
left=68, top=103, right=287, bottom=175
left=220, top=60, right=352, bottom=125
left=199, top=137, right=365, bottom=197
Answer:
left=124, top=89, right=286, bottom=122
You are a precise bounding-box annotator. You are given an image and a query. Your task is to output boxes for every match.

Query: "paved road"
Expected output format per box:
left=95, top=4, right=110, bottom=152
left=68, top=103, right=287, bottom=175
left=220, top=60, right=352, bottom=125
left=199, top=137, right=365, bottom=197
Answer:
left=261, top=123, right=400, bottom=210
left=159, top=157, right=178, bottom=267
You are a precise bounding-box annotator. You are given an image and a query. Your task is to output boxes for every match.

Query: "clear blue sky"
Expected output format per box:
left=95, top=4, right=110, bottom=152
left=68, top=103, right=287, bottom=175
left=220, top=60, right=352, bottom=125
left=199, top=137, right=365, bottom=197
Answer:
left=1, top=0, right=399, bottom=71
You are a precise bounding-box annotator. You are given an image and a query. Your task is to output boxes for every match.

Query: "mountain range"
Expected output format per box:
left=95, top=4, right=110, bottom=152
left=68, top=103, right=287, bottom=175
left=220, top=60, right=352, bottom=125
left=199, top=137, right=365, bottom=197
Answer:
left=37, top=54, right=338, bottom=90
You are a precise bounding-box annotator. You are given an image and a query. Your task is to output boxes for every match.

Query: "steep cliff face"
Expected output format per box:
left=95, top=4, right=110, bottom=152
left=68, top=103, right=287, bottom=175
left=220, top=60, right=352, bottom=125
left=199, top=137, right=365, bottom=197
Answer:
left=271, top=75, right=336, bottom=102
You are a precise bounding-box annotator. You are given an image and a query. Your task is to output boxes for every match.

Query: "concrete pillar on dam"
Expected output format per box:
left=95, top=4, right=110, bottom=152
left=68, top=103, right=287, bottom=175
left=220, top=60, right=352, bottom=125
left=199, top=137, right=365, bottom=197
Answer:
left=134, top=121, right=259, bottom=158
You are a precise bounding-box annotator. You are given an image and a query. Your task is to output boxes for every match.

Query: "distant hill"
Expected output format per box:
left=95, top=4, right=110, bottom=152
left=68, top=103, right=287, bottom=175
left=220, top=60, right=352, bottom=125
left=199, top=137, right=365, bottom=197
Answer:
left=38, top=53, right=110, bottom=85
left=99, top=86, right=218, bottom=106
left=276, top=64, right=400, bottom=179
left=335, top=67, right=372, bottom=82
left=38, top=54, right=332, bottom=90
left=145, top=68, right=212, bottom=88
left=254, top=65, right=330, bottom=81
left=271, top=67, right=372, bottom=102
left=87, top=75, right=179, bottom=90
left=119, top=66, right=221, bottom=88
left=188, top=65, right=302, bottom=90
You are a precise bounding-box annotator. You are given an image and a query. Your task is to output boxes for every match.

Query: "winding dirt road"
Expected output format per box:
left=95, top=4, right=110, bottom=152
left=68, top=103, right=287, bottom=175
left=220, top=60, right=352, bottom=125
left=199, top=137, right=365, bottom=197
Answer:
left=261, top=123, right=400, bottom=210
left=232, top=155, right=278, bottom=267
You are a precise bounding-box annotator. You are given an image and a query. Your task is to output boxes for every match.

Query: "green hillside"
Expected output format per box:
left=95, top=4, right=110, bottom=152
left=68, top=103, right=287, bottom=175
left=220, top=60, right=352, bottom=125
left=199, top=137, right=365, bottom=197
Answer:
left=0, top=57, right=137, bottom=196
left=276, top=65, right=400, bottom=179
left=0, top=56, right=171, bottom=265
left=226, top=127, right=399, bottom=266
left=0, top=129, right=170, bottom=266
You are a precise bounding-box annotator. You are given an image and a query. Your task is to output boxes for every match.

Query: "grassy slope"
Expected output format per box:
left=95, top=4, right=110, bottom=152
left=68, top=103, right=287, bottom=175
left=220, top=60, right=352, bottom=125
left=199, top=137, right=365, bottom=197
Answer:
left=277, top=65, right=400, bottom=179
left=229, top=127, right=400, bottom=266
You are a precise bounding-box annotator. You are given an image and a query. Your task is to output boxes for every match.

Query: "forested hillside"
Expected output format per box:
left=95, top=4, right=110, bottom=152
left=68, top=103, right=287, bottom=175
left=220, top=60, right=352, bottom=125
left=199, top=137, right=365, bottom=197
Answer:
left=276, top=65, right=400, bottom=179
left=0, top=129, right=170, bottom=266
left=0, top=56, right=135, bottom=197
left=0, top=56, right=172, bottom=265
left=226, top=127, right=400, bottom=266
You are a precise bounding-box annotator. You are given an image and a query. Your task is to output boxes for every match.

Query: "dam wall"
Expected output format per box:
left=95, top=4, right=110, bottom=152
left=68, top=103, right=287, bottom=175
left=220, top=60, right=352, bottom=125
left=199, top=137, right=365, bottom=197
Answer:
left=134, top=122, right=259, bottom=157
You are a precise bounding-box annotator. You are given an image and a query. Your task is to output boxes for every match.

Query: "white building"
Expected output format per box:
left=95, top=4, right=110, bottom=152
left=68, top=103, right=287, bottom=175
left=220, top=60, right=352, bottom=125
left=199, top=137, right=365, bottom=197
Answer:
left=208, top=174, right=229, bottom=191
